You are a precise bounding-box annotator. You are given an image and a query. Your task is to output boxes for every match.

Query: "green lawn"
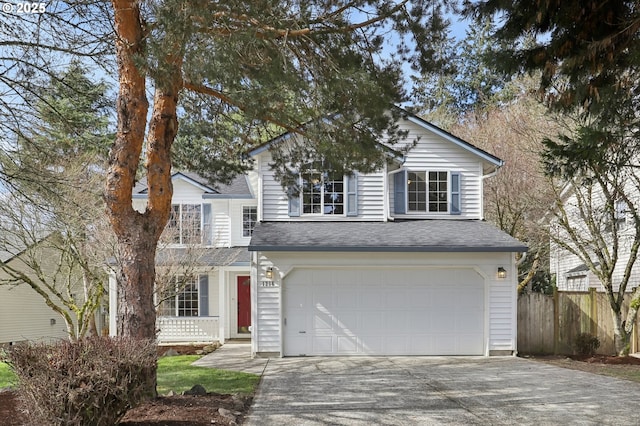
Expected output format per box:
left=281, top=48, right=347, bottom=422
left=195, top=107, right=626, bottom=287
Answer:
left=157, top=355, right=259, bottom=395
left=0, top=356, right=259, bottom=395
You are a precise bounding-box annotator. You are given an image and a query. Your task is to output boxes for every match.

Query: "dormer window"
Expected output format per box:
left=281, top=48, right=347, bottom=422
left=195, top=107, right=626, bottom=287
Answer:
left=165, top=204, right=202, bottom=244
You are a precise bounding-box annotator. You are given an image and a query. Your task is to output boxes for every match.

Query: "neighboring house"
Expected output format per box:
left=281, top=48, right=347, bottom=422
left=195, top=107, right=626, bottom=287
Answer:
left=108, top=172, right=258, bottom=343
left=550, top=182, right=640, bottom=293
left=0, top=235, right=105, bottom=345
left=248, top=110, right=527, bottom=357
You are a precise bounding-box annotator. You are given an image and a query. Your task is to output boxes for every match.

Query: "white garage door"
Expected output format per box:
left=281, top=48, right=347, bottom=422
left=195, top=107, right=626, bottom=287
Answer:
left=283, top=268, right=485, bottom=356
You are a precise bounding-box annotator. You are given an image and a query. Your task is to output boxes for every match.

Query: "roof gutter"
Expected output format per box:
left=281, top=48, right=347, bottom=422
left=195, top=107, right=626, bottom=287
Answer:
left=481, top=163, right=502, bottom=181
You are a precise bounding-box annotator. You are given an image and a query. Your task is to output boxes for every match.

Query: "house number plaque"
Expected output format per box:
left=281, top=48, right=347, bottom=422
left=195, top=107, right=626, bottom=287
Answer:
left=260, top=281, right=279, bottom=287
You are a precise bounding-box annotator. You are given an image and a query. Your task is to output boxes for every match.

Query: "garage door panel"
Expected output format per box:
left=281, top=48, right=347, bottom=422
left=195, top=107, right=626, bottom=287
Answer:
left=284, top=268, right=485, bottom=356
left=336, top=336, right=358, bottom=353
left=336, top=289, right=359, bottom=309
left=312, top=336, right=335, bottom=353
left=313, top=288, right=333, bottom=309
left=313, top=312, right=333, bottom=332
left=360, top=312, right=383, bottom=332
left=361, top=336, right=383, bottom=353
left=360, top=291, right=384, bottom=309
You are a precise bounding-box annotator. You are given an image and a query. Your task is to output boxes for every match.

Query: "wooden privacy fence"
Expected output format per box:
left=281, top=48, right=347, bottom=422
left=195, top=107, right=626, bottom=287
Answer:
left=518, top=289, right=640, bottom=355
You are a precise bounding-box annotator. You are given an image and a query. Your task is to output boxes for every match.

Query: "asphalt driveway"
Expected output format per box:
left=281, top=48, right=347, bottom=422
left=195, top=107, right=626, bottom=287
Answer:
left=194, top=344, right=640, bottom=425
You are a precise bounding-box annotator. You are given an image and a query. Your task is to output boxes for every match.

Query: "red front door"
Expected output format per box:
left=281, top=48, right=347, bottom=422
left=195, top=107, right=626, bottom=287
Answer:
left=237, top=276, right=251, bottom=334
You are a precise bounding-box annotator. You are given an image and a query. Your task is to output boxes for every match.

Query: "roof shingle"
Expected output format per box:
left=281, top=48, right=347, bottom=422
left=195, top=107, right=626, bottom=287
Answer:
left=249, top=220, right=527, bottom=252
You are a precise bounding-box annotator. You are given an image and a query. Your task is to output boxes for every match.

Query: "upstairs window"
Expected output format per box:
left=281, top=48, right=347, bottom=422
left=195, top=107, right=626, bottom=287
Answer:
left=243, top=206, right=257, bottom=237
left=615, top=199, right=627, bottom=231
left=301, top=168, right=344, bottom=215
left=157, top=276, right=199, bottom=317
left=166, top=204, right=202, bottom=244
left=408, top=171, right=448, bottom=213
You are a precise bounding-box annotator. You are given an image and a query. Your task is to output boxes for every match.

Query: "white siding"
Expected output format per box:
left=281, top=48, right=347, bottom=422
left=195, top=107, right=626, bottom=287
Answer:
left=208, top=270, right=220, bottom=317
left=211, top=200, right=231, bottom=247
left=252, top=251, right=516, bottom=356
left=255, top=117, right=489, bottom=222
left=172, top=179, right=209, bottom=203
left=253, top=256, right=281, bottom=353
left=230, top=200, right=258, bottom=247
left=258, top=150, right=386, bottom=221
left=388, top=120, right=484, bottom=220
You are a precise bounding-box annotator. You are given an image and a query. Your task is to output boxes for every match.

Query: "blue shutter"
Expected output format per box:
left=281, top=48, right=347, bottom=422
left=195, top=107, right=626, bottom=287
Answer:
left=288, top=187, right=300, bottom=217
left=202, top=203, right=212, bottom=245
left=199, top=275, right=209, bottom=317
left=450, top=172, right=461, bottom=215
left=394, top=170, right=407, bottom=214
left=346, top=174, right=358, bottom=217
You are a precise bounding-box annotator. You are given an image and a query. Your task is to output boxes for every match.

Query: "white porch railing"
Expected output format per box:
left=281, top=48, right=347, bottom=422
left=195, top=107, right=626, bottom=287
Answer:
left=156, top=316, right=220, bottom=343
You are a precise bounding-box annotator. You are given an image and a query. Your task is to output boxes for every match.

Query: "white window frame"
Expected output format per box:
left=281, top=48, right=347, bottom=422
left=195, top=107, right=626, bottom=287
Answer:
left=242, top=205, right=257, bottom=237
left=407, top=170, right=450, bottom=213
left=300, top=169, right=346, bottom=216
left=157, top=275, right=199, bottom=317
left=615, top=199, right=627, bottom=231
left=166, top=203, right=203, bottom=245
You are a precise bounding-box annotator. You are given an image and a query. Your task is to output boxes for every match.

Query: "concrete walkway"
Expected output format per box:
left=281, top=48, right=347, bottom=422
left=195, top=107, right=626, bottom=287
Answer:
left=192, top=341, right=267, bottom=375
left=196, top=345, right=640, bottom=425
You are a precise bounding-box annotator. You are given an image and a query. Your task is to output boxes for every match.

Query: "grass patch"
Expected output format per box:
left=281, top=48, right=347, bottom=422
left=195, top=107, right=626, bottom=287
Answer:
left=0, top=362, right=17, bottom=388
left=1, top=355, right=259, bottom=394
left=595, top=366, right=640, bottom=384
left=157, top=355, right=259, bottom=395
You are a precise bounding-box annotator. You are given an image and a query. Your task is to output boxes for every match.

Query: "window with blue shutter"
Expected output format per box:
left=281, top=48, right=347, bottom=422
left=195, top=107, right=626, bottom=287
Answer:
left=346, top=174, right=358, bottom=216
left=394, top=170, right=407, bottom=214
left=199, top=275, right=209, bottom=317
left=450, top=172, right=461, bottom=215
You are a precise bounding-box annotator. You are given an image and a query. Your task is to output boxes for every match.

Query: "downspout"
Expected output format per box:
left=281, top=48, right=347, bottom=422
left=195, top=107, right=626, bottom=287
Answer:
left=480, top=162, right=503, bottom=220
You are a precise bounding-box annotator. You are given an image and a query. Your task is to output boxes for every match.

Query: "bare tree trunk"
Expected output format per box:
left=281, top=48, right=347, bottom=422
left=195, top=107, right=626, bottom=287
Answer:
left=115, top=233, right=159, bottom=340
left=108, top=0, right=182, bottom=396
left=623, top=286, right=640, bottom=354
left=611, top=304, right=631, bottom=356
left=517, top=252, right=540, bottom=295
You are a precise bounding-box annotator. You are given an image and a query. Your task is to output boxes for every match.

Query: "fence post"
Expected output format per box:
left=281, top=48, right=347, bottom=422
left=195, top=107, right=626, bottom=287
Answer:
left=553, top=287, right=559, bottom=354
left=589, top=287, right=597, bottom=336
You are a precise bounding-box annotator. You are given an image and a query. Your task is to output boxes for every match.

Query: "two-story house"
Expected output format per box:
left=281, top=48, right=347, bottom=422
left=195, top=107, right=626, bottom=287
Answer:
left=248, top=111, right=526, bottom=357
left=108, top=172, right=258, bottom=343
left=107, top=109, right=526, bottom=356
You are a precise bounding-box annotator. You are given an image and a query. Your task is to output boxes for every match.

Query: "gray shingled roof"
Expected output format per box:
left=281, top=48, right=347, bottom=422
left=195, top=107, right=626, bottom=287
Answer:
left=134, top=172, right=252, bottom=197
left=249, top=220, right=527, bottom=252
left=566, top=263, right=598, bottom=274
left=156, top=247, right=250, bottom=266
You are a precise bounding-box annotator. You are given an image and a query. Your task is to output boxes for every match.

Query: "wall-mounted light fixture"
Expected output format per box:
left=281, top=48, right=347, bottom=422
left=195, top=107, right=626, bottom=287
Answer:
left=497, top=267, right=507, bottom=279
left=50, top=318, right=56, bottom=326
left=265, top=267, right=274, bottom=280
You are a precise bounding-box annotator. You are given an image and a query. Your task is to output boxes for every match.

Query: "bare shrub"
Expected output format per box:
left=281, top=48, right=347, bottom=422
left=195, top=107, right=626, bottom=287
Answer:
left=573, top=333, right=601, bottom=356
left=8, top=336, right=157, bottom=426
